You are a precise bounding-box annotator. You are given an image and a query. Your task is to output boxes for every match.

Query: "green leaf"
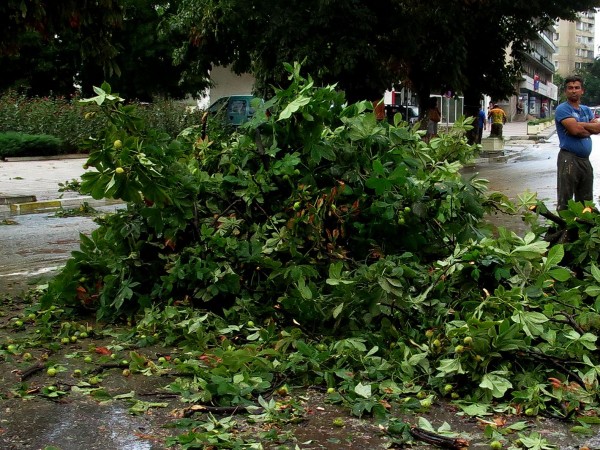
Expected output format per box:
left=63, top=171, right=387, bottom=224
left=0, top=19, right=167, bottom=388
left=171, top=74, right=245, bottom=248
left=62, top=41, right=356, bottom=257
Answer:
left=544, top=244, right=564, bottom=268
left=332, top=303, right=344, bottom=319
left=511, top=311, right=548, bottom=337
left=511, top=241, right=549, bottom=258
left=278, top=96, right=311, bottom=120
left=354, top=382, right=372, bottom=398
left=547, top=268, right=571, bottom=282
left=458, top=403, right=492, bottom=416
left=570, top=426, right=594, bottom=435
left=437, top=358, right=465, bottom=375
left=591, top=264, right=600, bottom=284
left=479, top=373, right=512, bottom=398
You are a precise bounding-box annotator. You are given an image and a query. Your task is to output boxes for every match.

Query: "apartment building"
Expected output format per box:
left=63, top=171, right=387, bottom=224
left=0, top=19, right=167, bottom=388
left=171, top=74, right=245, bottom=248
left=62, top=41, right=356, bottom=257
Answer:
left=553, top=11, right=596, bottom=76
left=513, top=28, right=558, bottom=119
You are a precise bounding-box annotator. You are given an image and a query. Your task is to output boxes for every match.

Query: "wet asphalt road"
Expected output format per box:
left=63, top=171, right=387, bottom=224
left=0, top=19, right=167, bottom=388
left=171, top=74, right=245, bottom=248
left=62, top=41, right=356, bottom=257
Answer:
left=3, top=133, right=600, bottom=295
left=0, top=205, right=122, bottom=295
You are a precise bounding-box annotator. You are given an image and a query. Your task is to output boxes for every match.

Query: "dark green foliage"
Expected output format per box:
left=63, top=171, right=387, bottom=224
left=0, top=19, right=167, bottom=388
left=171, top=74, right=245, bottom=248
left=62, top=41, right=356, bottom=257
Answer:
left=41, top=68, right=484, bottom=325
left=34, top=67, right=600, bottom=426
left=0, top=132, right=64, bottom=157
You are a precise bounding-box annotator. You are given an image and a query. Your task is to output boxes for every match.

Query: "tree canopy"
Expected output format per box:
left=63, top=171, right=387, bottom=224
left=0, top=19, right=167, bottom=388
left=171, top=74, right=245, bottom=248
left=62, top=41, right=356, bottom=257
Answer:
left=3, top=1, right=600, bottom=106
left=164, top=0, right=600, bottom=107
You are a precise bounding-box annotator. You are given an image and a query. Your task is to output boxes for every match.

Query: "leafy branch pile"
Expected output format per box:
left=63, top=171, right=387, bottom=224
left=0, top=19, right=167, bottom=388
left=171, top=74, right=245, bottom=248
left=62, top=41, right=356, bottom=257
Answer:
left=33, top=63, right=600, bottom=446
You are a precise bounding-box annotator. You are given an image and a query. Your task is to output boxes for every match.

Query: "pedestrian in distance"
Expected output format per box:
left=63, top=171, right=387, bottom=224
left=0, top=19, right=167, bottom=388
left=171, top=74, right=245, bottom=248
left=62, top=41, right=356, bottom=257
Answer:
left=488, top=104, right=506, bottom=138
left=425, top=97, right=441, bottom=142
left=555, top=75, right=600, bottom=211
left=476, top=107, right=486, bottom=144
left=540, top=103, right=547, bottom=119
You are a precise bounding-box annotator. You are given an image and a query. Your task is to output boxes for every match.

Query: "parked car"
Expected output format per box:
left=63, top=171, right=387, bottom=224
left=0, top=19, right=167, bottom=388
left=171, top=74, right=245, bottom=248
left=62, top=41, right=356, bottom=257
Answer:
left=208, top=95, right=262, bottom=126
left=385, top=104, right=420, bottom=125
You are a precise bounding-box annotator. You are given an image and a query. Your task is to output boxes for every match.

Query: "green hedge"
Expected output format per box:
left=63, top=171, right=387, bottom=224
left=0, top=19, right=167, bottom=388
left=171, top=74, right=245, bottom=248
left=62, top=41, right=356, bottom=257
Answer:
left=0, top=132, right=65, bottom=158
left=0, top=90, right=205, bottom=156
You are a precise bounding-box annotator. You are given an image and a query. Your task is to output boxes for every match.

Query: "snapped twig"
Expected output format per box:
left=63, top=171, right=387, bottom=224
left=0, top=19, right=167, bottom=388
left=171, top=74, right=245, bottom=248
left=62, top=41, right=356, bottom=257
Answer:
left=409, top=427, right=469, bottom=449
left=19, top=362, right=45, bottom=381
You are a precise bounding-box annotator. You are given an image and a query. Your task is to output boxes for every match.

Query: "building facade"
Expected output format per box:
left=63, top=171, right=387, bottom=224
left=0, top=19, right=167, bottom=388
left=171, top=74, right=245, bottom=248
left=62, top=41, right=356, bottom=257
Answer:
left=516, top=28, right=559, bottom=119
left=553, top=11, right=596, bottom=76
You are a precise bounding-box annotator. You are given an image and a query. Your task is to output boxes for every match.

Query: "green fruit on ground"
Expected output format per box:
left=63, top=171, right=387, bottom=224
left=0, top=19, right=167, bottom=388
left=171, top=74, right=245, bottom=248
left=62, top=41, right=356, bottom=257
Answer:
left=14, top=320, right=23, bottom=327
left=79, top=332, right=88, bottom=339
left=463, top=336, right=473, bottom=345
left=490, top=440, right=502, bottom=450
left=7, top=344, right=17, bottom=353
left=84, top=356, right=93, bottom=363
left=157, top=357, right=167, bottom=363
left=416, top=391, right=427, bottom=399
left=22, top=352, right=33, bottom=360
left=113, top=140, right=123, bottom=149
left=454, top=345, right=465, bottom=353
left=122, top=369, right=131, bottom=377
left=451, top=392, right=460, bottom=399
left=47, top=368, right=57, bottom=377
left=293, top=201, right=301, bottom=211
left=327, top=387, right=336, bottom=394
left=443, top=384, right=453, bottom=393
left=316, top=343, right=327, bottom=351
left=420, top=398, right=432, bottom=408
left=524, top=408, right=535, bottom=416
left=433, top=339, right=442, bottom=348
left=89, top=376, right=100, bottom=385
left=73, top=370, right=82, bottom=377
left=70, top=336, right=78, bottom=342
left=277, top=385, right=289, bottom=396
left=332, top=417, right=345, bottom=427
left=121, top=360, right=129, bottom=366
left=247, top=321, right=255, bottom=327
left=27, top=313, right=36, bottom=320
left=115, top=167, right=125, bottom=174
left=61, top=337, right=70, bottom=345
left=425, top=329, right=434, bottom=338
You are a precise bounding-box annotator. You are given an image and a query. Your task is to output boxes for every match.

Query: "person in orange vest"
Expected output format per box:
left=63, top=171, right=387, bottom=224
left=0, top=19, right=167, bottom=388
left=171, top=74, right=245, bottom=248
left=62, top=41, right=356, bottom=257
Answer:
left=488, top=104, right=507, bottom=138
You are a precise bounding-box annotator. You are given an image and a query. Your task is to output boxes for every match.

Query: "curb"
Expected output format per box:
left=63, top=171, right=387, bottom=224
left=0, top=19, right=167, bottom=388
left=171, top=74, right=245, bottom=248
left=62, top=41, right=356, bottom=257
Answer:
left=2, top=154, right=88, bottom=162
left=2, top=197, right=123, bottom=215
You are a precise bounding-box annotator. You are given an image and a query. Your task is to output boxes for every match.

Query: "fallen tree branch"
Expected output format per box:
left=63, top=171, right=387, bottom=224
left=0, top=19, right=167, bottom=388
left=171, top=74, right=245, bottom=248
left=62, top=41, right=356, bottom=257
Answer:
left=409, top=427, right=469, bottom=449
left=19, top=362, right=45, bottom=381
left=182, top=404, right=263, bottom=418
left=553, top=311, right=586, bottom=335
left=522, top=350, right=587, bottom=391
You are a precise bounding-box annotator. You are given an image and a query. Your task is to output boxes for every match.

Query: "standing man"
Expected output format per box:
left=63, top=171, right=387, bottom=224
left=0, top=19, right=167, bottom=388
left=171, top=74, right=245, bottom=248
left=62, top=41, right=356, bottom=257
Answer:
left=555, top=75, right=600, bottom=211
left=476, top=107, right=486, bottom=144
left=488, top=104, right=507, bottom=138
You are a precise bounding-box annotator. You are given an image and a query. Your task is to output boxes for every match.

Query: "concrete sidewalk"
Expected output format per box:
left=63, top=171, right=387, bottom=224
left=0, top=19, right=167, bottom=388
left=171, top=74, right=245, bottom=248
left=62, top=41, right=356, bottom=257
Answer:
left=0, top=155, right=120, bottom=217
left=483, top=120, right=555, bottom=141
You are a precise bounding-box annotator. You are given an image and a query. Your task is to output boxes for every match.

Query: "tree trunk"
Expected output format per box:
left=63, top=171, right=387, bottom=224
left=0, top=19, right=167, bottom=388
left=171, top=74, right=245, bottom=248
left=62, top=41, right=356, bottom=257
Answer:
left=463, top=90, right=483, bottom=145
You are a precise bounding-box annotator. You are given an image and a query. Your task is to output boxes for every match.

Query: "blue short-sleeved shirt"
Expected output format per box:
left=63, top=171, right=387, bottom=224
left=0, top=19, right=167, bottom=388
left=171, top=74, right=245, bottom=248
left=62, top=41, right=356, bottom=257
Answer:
left=555, top=102, right=594, bottom=158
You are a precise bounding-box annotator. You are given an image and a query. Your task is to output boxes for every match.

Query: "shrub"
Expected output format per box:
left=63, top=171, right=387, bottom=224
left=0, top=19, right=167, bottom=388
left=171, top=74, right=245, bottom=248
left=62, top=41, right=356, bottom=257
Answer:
left=0, top=90, right=205, bottom=155
left=0, top=131, right=65, bottom=157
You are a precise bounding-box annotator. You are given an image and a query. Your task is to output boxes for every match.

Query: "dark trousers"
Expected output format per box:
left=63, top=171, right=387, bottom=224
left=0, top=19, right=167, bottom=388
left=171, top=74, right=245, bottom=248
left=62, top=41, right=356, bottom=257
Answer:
left=490, top=123, right=503, bottom=138
left=557, top=149, right=593, bottom=211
